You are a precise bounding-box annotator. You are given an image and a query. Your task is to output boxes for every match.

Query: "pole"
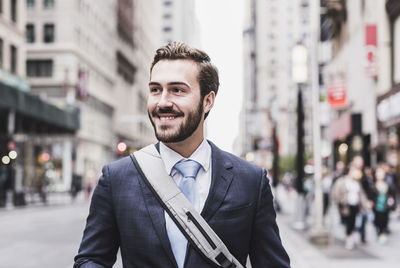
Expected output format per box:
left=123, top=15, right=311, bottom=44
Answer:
left=309, top=0, right=330, bottom=245
left=296, top=85, right=304, bottom=194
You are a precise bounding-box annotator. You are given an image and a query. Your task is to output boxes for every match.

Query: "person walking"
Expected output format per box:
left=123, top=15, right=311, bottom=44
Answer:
left=74, top=42, right=290, bottom=268
left=372, top=166, right=395, bottom=244
left=332, top=165, right=369, bottom=250
left=352, top=156, right=374, bottom=244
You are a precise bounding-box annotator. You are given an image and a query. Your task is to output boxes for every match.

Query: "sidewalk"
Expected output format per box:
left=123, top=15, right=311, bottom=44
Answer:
left=275, top=185, right=400, bottom=268
left=0, top=191, right=87, bottom=212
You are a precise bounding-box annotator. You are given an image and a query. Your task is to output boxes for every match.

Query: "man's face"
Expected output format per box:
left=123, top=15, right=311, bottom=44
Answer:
left=147, top=59, right=205, bottom=143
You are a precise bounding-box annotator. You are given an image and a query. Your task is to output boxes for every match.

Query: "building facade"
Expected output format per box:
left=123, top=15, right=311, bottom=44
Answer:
left=239, top=0, right=314, bottom=169
left=159, top=0, right=199, bottom=45
left=0, top=0, right=78, bottom=206
left=323, top=0, right=391, bottom=167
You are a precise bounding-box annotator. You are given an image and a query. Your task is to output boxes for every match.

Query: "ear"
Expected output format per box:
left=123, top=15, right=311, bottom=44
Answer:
left=203, top=91, right=215, bottom=114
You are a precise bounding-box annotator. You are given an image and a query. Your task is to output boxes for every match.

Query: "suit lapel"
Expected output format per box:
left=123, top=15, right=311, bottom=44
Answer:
left=137, top=169, right=177, bottom=267
left=201, top=141, right=234, bottom=221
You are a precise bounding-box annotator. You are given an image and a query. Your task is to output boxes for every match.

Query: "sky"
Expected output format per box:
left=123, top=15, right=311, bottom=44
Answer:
left=195, top=0, right=244, bottom=153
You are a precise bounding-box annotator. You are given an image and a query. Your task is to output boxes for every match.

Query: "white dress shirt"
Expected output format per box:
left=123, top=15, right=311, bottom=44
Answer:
left=159, top=139, right=212, bottom=213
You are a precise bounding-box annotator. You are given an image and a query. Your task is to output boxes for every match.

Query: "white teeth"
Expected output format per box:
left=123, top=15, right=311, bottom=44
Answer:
left=160, top=116, right=176, bottom=121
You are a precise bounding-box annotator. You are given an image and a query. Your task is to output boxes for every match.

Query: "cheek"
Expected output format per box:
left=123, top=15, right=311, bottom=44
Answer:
left=147, top=98, right=156, bottom=111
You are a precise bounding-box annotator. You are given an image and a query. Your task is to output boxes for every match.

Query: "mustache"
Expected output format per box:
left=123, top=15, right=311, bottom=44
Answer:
left=152, top=107, right=184, bottom=117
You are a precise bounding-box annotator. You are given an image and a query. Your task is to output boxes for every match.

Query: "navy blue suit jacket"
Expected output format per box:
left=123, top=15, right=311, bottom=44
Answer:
left=74, top=141, right=290, bottom=267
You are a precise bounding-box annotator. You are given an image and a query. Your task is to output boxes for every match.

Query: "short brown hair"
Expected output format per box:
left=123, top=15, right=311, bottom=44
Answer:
left=150, top=42, right=219, bottom=99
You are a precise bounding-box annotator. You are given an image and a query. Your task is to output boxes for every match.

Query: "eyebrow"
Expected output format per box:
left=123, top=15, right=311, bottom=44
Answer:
left=148, top=81, right=190, bottom=87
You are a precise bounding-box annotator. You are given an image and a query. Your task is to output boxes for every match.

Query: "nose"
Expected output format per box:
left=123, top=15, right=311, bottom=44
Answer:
left=157, top=90, right=173, bottom=108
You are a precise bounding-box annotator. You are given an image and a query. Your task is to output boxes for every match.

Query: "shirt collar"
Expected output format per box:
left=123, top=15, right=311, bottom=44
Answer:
left=159, top=139, right=211, bottom=175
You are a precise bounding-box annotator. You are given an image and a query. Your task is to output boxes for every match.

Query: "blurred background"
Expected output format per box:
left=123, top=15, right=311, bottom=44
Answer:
left=1, top=0, right=400, bottom=267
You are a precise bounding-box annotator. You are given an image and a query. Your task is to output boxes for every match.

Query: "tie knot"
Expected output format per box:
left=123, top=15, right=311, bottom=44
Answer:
left=173, top=159, right=201, bottom=179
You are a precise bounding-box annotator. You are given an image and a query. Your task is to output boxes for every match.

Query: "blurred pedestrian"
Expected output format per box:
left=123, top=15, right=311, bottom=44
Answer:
left=332, top=160, right=345, bottom=185
left=371, top=166, right=395, bottom=244
left=71, top=173, right=82, bottom=201
left=332, top=165, right=369, bottom=250
left=352, top=156, right=374, bottom=244
left=321, top=166, right=332, bottom=216
left=70, top=161, right=82, bottom=201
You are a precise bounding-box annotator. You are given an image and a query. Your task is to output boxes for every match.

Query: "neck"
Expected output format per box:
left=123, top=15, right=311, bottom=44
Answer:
left=163, top=123, right=204, bottom=158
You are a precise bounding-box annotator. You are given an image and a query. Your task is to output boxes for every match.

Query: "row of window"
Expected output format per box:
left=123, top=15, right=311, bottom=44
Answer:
left=0, top=38, right=18, bottom=74
left=0, top=0, right=17, bottom=22
left=27, top=0, right=55, bottom=9
left=26, top=23, right=55, bottom=43
left=27, top=59, right=52, bottom=77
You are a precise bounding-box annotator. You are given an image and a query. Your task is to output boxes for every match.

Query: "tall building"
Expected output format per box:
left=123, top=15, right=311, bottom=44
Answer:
left=26, top=0, right=119, bottom=187
left=113, top=0, right=159, bottom=153
left=324, top=0, right=400, bottom=169
left=239, top=0, right=313, bottom=167
left=159, top=0, right=199, bottom=45
left=0, top=0, right=78, bottom=206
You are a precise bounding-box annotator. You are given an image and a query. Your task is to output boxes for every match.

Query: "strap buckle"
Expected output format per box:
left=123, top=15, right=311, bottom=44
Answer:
left=216, top=253, right=236, bottom=268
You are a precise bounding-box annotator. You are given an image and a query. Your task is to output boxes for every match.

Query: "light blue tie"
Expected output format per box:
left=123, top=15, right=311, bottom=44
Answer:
left=167, top=159, right=201, bottom=268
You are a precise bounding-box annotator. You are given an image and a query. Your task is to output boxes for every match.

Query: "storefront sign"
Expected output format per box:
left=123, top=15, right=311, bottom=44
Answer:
left=328, top=83, right=347, bottom=108
left=377, top=84, right=400, bottom=128
left=365, top=24, right=378, bottom=78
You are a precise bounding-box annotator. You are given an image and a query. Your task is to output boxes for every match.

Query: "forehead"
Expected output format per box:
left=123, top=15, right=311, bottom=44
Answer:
left=150, top=59, right=199, bottom=84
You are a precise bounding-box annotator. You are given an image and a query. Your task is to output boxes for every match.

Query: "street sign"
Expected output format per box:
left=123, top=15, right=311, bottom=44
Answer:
left=327, top=84, right=347, bottom=108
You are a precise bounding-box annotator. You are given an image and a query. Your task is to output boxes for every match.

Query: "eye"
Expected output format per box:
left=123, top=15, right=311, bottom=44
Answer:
left=172, top=87, right=184, bottom=94
left=150, top=87, right=161, bottom=94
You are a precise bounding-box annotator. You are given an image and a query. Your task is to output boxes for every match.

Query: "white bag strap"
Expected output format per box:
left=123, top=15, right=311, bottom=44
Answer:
left=131, top=145, right=244, bottom=268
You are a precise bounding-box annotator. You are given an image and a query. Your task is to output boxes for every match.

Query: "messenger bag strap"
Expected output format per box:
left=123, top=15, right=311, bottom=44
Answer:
left=130, top=144, right=244, bottom=268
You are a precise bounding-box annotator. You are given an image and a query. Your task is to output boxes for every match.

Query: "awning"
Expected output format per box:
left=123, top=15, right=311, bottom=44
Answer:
left=0, top=82, right=79, bottom=133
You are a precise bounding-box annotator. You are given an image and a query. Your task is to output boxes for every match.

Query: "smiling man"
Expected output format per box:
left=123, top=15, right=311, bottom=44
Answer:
left=74, top=42, right=290, bottom=268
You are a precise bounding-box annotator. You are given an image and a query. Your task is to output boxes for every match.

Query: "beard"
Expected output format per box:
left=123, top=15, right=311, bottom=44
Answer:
left=148, top=99, right=204, bottom=143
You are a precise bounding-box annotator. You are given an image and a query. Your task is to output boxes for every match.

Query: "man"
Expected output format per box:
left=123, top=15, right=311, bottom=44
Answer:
left=74, top=42, right=290, bottom=268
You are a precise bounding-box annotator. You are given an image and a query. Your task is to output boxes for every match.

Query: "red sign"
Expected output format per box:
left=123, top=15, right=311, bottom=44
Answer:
left=328, top=84, right=347, bottom=108
left=365, top=24, right=377, bottom=77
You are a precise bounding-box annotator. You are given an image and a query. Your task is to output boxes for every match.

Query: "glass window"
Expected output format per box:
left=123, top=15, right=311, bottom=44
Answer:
left=163, top=26, right=172, bottom=32
left=43, top=0, right=54, bottom=9
left=10, top=45, right=17, bottom=74
left=27, top=0, right=35, bottom=8
left=43, top=24, right=55, bottom=43
left=163, top=1, right=172, bottom=6
left=26, top=24, right=35, bottom=43
left=11, top=0, right=17, bottom=22
left=26, top=59, right=53, bottom=77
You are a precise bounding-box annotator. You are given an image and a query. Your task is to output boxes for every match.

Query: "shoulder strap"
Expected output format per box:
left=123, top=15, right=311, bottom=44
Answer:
left=130, top=145, right=244, bottom=268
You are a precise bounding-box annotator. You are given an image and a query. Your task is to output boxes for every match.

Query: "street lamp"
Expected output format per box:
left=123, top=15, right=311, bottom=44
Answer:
left=308, top=0, right=330, bottom=245
left=292, top=43, right=307, bottom=195
left=291, top=43, right=307, bottom=230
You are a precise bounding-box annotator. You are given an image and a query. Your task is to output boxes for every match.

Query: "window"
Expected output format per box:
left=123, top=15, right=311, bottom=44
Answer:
left=0, top=39, right=3, bottom=68
left=11, top=0, right=17, bottom=22
left=43, top=0, right=54, bottom=9
left=163, top=26, right=172, bottom=32
left=27, top=0, right=34, bottom=8
left=26, top=24, right=35, bottom=43
left=163, top=13, right=171, bottom=19
left=43, top=24, right=55, bottom=43
left=27, top=59, right=53, bottom=77
left=10, top=45, right=17, bottom=74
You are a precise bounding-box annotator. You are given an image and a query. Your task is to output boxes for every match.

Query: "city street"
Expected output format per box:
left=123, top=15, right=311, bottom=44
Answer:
left=0, top=196, right=90, bottom=268
left=1, top=191, right=400, bottom=268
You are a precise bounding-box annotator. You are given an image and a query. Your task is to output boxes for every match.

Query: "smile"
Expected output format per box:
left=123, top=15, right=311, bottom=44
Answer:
left=159, top=116, right=177, bottom=121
